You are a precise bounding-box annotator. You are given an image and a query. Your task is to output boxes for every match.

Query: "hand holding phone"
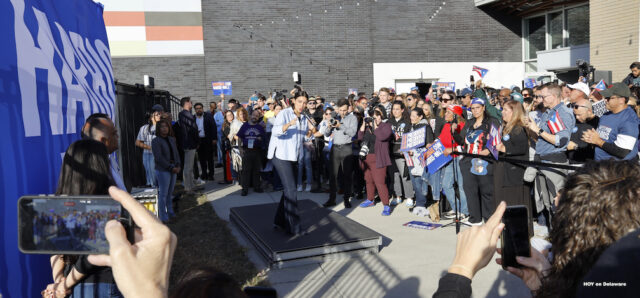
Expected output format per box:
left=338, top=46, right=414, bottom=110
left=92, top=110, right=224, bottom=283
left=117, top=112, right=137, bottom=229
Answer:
left=88, top=187, right=177, bottom=298
left=499, top=205, right=531, bottom=269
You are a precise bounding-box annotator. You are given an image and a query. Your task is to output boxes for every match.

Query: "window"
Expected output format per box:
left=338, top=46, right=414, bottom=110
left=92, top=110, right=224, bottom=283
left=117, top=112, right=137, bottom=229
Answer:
left=566, top=5, right=589, bottom=46
left=525, top=16, right=545, bottom=60
left=549, top=12, right=563, bottom=49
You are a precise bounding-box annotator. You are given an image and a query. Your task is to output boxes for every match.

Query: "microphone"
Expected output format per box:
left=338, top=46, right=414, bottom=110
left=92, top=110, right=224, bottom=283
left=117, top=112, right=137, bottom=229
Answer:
left=303, top=110, right=317, bottom=127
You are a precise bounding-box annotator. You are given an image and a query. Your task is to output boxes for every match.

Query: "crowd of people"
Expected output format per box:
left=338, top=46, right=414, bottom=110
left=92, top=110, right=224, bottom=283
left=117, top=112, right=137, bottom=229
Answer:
left=138, top=67, right=640, bottom=230
left=38, top=61, right=640, bottom=297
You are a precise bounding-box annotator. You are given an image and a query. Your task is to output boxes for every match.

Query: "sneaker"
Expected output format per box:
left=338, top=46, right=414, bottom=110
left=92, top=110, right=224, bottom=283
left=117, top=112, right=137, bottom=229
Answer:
left=196, top=178, right=205, bottom=185
left=297, top=185, right=303, bottom=191
left=304, top=185, right=311, bottom=192
left=465, top=220, right=483, bottom=226
left=360, top=200, right=375, bottom=208
left=459, top=214, right=469, bottom=223
left=344, top=198, right=352, bottom=208
left=381, top=206, right=391, bottom=216
left=241, top=189, right=248, bottom=196
left=413, top=206, right=428, bottom=217
left=405, top=198, right=414, bottom=208
left=389, top=197, right=401, bottom=206
left=443, top=210, right=456, bottom=219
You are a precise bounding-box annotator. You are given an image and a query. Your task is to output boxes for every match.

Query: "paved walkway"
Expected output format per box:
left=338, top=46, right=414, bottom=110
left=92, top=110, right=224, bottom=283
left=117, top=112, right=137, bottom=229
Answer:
left=202, top=182, right=531, bottom=298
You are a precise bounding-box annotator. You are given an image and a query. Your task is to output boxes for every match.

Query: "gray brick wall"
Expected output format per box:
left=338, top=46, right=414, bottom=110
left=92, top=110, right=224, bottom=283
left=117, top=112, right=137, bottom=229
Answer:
left=111, top=0, right=521, bottom=103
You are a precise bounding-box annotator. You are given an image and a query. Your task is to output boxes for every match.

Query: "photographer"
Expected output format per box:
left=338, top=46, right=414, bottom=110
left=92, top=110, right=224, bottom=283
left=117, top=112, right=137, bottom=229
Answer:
left=323, top=98, right=358, bottom=208
left=357, top=109, right=393, bottom=215
left=623, top=61, right=640, bottom=88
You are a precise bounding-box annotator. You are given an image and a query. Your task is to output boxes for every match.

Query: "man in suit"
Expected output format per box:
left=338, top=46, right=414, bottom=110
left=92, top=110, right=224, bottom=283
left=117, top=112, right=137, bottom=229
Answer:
left=194, top=102, right=217, bottom=181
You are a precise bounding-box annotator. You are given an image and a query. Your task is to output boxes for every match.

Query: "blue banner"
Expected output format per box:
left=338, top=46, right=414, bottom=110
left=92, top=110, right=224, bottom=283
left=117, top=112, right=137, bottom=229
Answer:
left=0, top=0, right=114, bottom=296
left=212, top=81, right=232, bottom=95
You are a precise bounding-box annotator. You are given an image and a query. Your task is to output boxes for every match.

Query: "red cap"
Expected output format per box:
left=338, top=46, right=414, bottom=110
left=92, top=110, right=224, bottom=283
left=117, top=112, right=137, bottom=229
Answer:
left=447, top=105, right=463, bottom=117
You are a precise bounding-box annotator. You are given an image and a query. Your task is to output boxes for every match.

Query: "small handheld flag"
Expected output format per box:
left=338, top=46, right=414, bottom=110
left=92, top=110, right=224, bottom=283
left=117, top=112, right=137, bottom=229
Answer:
left=547, top=111, right=566, bottom=134
left=594, top=79, right=607, bottom=91
left=472, top=65, right=489, bottom=78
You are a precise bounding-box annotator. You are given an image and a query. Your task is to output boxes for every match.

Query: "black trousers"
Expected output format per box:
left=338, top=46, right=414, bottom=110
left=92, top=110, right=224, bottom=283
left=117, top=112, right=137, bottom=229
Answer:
left=460, top=158, right=494, bottom=224
left=197, top=138, right=215, bottom=180
left=329, top=144, right=354, bottom=201
left=241, top=148, right=263, bottom=190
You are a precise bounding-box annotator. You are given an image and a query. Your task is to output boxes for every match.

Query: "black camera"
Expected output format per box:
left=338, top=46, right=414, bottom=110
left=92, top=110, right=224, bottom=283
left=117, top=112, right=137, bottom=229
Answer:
left=330, top=118, right=338, bottom=126
left=576, top=59, right=595, bottom=84
left=364, top=117, right=373, bottom=125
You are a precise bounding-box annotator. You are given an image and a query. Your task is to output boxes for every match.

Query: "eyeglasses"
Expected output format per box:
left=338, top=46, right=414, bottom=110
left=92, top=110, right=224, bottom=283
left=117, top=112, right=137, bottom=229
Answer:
left=570, top=103, right=587, bottom=110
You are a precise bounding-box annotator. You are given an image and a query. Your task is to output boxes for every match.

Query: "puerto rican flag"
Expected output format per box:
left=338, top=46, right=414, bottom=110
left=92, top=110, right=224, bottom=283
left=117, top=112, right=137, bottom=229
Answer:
left=472, top=65, right=489, bottom=78
left=547, top=111, right=566, bottom=134
left=594, top=79, right=607, bottom=91
left=466, top=130, right=485, bottom=154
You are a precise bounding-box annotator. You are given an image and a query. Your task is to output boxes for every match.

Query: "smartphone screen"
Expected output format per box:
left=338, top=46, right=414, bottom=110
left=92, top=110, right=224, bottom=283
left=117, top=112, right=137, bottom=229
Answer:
left=500, top=205, right=530, bottom=269
left=18, top=196, right=122, bottom=254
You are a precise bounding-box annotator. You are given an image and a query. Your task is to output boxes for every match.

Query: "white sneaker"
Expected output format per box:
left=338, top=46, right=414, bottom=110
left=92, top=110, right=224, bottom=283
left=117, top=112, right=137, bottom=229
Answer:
left=465, top=220, right=483, bottom=226
left=196, top=178, right=205, bottom=185
left=304, top=185, right=311, bottom=192
left=297, top=185, right=303, bottom=192
left=405, top=198, right=414, bottom=208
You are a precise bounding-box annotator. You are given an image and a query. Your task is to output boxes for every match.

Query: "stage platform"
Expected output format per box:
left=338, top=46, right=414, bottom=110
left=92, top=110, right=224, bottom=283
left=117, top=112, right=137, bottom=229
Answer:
left=230, top=200, right=383, bottom=268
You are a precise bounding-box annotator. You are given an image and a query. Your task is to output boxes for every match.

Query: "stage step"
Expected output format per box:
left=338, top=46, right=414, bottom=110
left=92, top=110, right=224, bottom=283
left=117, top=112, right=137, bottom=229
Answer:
left=230, top=200, right=382, bottom=268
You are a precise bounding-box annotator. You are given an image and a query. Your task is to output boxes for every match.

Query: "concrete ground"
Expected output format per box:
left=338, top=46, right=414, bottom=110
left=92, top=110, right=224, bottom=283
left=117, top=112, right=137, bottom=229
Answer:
left=202, top=182, right=531, bottom=298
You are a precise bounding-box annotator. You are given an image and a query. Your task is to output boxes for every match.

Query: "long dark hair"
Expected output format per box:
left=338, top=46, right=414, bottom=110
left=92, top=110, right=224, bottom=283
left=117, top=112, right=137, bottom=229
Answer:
left=55, top=139, right=115, bottom=196
left=537, top=161, right=640, bottom=298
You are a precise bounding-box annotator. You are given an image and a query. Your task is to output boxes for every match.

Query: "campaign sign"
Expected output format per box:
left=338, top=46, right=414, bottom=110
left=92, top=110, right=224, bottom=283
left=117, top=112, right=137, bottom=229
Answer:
left=486, top=123, right=501, bottom=160
left=348, top=88, right=358, bottom=95
left=212, top=81, right=232, bottom=95
left=400, top=127, right=426, bottom=151
left=433, top=81, right=456, bottom=91
left=420, top=139, right=452, bottom=174
left=0, top=0, right=115, bottom=295
left=592, top=100, right=608, bottom=117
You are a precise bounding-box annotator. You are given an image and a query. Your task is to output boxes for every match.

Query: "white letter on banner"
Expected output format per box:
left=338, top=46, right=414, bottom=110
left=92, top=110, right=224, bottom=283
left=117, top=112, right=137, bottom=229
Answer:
left=70, top=31, right=110, bottom=115
left=54, top=24, right=94, bottom=134
left=11, top=0, right=63, bottom=136
left=86, top=39, right=115, bottom=117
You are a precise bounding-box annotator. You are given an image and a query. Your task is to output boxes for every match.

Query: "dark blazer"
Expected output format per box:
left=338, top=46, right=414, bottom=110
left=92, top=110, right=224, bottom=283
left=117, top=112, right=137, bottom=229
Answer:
left=200, top=112, right=218, bottom=143
left=152, top=136, right=181, bottom=172
left=358, top=121, right=393, bottom=168
left=178, top=110, right=199, bottom=150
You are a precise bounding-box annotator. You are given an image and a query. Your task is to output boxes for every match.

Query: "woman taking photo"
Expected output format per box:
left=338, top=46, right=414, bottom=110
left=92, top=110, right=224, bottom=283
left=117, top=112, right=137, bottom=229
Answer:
left=494, top=100, right=532, bottom=235
left=453, top=98, right=500, bottom=225
left=357, top=109, right=393, bottom=215
left=44, top=139, right=120, bottom=297
left=269, top=91, right=315, bottom=235
left=135, top=105, right=162, bottom=187
left=152, top=120, right=181, bottom=223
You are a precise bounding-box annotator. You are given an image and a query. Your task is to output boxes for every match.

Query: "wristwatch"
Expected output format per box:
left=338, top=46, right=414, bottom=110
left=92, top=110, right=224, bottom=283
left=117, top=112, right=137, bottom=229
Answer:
left=538, top=129, right=544, bottom=136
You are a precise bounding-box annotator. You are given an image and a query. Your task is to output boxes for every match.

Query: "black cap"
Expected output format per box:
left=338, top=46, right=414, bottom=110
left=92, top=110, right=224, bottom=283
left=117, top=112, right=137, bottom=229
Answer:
left=151, top=104, right=165, bottom=112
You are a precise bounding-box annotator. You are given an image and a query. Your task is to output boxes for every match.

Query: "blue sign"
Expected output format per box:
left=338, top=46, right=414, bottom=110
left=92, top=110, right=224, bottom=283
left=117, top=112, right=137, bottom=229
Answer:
left=0, top=0, right=114, bottom=296
left=212, top=81, right=232, bottom=95
left=421, top=139, right=452, bottom=174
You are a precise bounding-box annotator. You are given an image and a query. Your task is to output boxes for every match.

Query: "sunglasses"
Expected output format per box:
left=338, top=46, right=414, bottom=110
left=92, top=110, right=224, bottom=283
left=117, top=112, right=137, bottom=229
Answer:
left=570, top=103, right=587, bottom=110
left=441, top=98, right=452, bottom=102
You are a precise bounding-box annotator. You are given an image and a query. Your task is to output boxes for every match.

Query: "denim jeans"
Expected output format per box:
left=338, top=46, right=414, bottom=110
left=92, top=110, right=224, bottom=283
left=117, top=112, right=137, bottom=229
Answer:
left=409, top=173, right=428, bottom=207
left=156, top=170, right=176, bottom=222
left=440, top=157, right=469, bottom=215
left=297, top=147, right=313, bottom=186
left=71, top=282, right=123, bottom=298
left=422, top=168, right=442, bottom=201
left=142, top=151, right=156, bottom=186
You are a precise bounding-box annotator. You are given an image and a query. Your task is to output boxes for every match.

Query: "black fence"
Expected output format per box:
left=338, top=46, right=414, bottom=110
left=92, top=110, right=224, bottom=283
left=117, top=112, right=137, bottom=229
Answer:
left=114, top=82, right=181, bottom=190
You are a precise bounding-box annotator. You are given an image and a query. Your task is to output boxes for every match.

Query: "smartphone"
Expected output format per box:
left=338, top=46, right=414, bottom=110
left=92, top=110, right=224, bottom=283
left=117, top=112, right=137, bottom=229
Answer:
left=500, top=205, right=530, bottom=269
left=18, top=195, right=134, bottom=255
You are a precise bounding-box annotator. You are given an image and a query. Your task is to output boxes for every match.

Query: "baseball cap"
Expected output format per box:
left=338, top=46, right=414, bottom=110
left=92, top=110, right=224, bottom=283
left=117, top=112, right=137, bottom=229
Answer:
left=410, top=86, right=419, bottom=91
left=446, top=105, right=464, bottom=117
left=151, top=104, right=165, bottom=112
left=471, top=98, right=485, bottom=106
left=510, top=92, right=524, bottom=103
left=460, top=88, right=473, bottom=97
left=600, top=82, right=631, bottom=98
left=567, top=82, right=590, bottom=96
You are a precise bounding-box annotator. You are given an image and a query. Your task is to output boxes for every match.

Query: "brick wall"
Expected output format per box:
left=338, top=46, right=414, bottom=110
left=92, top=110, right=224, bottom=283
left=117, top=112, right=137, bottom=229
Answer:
left=590, top=0, right=640, bottom=82
left=112, top=0, right=521, bottom=102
